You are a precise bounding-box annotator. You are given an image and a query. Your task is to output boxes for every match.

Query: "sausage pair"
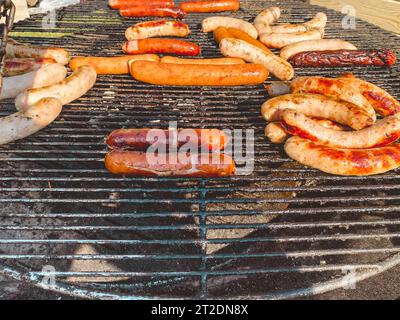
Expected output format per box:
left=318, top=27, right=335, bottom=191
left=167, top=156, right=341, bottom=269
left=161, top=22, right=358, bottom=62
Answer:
left=105, top=129, right=236, bottom=177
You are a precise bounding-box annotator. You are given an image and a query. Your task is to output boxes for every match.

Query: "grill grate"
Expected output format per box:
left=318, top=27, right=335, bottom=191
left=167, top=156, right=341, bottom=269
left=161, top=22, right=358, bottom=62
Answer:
left=0, top=0, right=400, bottom=299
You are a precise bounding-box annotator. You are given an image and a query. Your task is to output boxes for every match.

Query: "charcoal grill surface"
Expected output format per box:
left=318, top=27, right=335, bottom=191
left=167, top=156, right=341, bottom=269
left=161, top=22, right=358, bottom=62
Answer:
left=1, top=0, right=400, bottom=299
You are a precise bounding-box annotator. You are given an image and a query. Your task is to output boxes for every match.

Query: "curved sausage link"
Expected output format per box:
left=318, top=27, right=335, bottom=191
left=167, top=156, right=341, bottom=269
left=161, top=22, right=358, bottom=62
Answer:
left=285, top=136, right=400, bottom=176
left=253, top=7, right=280, bottom=35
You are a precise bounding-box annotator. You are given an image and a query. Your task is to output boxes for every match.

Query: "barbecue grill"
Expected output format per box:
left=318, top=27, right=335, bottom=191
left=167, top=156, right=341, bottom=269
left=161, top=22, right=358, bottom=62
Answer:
left=1, top=0, right=400, bottom=299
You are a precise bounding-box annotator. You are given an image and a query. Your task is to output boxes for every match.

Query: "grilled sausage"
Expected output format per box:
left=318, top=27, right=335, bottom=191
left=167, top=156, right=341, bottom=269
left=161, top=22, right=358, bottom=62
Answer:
left=219, top=38, right=294, bottom=81
left=125, top=20, right=190, bottom=40
left=289, top=49, right=397, bottom=67
left=129, top=60, right=269, bottom=86
left=253, top=7, right=280, bottom=35
left=265, top=82, right=291, bottom=97
left=180, top=0, right=239, bottom=13
left=226, top=27, right=273, bottom=54
left=291, top=76, right=400, bottom=117
left=104, top=150, right=236, bottom=177
left=6, top=40, right=69, bottom=65
left=213, top=26, right=234, bottom=44
left=281, top=109, right=400, bottom=149
left=265, top=118, right=347, bottom=144
left=284, top=136, right=400, bottom=176
left=106, top=128, right=228, bottom=151
left=122, top=39, right=200, bottom=56
left=271, top=12, right=327, bottom=34
left=15, top=65, right=97, bottom=110
left=261, top=93, right=375, bottom=130
left=280, top=39, right=357, bottom=61
left=202, top=16, right=258, bottom=39
left=120, top=6, right=185, bottom=18
left=69, top=55, right=159, bottom=75
left=109, top=0, right=175, bottom=9
left=4, top=58, right=55, bottom=77
left=0, top=97, right=62, bottom=145
left=160, top=56, right=245, bottom=65
left=0, top=63, right=67, bottom=100
left=260, top=29, right=323, bottom=49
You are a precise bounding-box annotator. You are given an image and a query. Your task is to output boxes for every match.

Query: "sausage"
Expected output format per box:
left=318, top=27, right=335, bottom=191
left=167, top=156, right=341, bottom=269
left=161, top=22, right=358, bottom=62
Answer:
left=291, top=76, right=399, bottom=117
left=281, top=109, right=400, bottom=149
left=125, top=21, right=189, bottom=41
left=226, top=27, right=273, bottom=54
left=6, top=40, right=69, bottom=65
left=119, top=6, right=185, bottom=18
left=213, top=26, right=234, bottom=44
left=129, top=60, right=269, bottom=86
left=180, top=0, right=239, bottom=13
left=265, top=118, right=348, bottom=144
left=260, top=29, right=323, bottom=49
left=202, top=16, right=258, bottom=39
left=69, top=55, right=159, bottom=75
left=339, top=77, right=400, bottom=116
left=271, top=12, right=327, bottom=34
left=0, top=63, right=67, bottom=100
left=253, top=7, right=280, bottom=35
left=289, top=49, right=397, bottom=67
left=109, top=0, right=175, bottom=9
left=122, top=39, right=200, bottom=56
left=106, top=128, right=228, bottom=151
left=160, top=56, right=245, bottom=65
left=219, top=38, right=294, bottom=81
left=280, top=39, right=357, bottom=61
left=3, top=58, right=55, bottom=77
left=104, top=150, right=236, bottom=177
left=265, top=82, right=291, bottom=97
left=284, top=136, right=400, bottom=176
left=125, top=20, right=190, bottom=40
left=0, top=97, right=62, bottom=145
left=261, top=93, right=375, bottom=130
left=15, top=65, right=97, bottom=110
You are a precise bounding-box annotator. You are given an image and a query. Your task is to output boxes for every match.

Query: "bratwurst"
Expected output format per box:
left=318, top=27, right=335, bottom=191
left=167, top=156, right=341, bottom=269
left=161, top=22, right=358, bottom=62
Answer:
left=285, top=136, right=400, bottom=176
left=281, top=110, right=400, bottom=149
left=104, top=150, right=236, bottom=177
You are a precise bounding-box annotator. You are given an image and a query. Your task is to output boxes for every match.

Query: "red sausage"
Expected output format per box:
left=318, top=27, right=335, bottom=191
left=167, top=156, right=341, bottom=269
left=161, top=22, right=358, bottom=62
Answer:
left=180, top=0, right=239, bottom=13
left=120, top=6, right=185, bottom=18
left=104, top=150, right=236, bottom=177
left=109, top=0, right=175, bottom=9
left=106, top=128, right=228, bottom=151
left=122, top=39, right=200, bottom=55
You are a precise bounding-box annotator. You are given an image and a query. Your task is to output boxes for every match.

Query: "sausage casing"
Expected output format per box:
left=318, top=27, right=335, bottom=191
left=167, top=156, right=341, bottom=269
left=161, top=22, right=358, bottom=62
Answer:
left=219, top=38, right=294, bottom=81
left=69, top=55, right=159, bottom=75
left=285, top=136, right=400, bottom=176
left=4, top=58, right=55, bottom=77
left=261, top=93, right=375, bottom=130
left=122, top=39, right=201, bottom=56
left=289, top=49, right=397, bottom=67
left=180, top=0, right=239, bottom=13
left=125, top=20, right=190, bottom=40
left=120, top=6, right=185, bottom=18
left=130, top=60, right=269, bottom=86
left=104, top=150, right=236, bottom=177
left=160, top=56, right=245, bottom=65
left=109, top=0, right=174, bottom=9
left=106, top=128, right=228, bottom=151
left=202, top=16, right=258, bottom=39
left=281, top=110, right=400, bottom=149
left=253, top=7, right=280, bottom=35
left=271, top=12, right=327, bottom=34
left=260, top=29, right=323, bottom=49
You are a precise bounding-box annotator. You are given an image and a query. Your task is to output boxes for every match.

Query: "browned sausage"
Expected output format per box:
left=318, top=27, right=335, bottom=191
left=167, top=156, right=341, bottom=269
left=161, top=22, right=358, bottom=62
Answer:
left=69, top=55, right=159, bottom=75
left=129, top=60, right=269, bottom=86
left=4, top=58, right=55, bottom=77
left=285, top=136, right=400, bottom=176
left=125, top=20, right=190, bottom=40
left=119, top=6, right=185, bottom=18
left=122, top=39, right=200, bottom=56
left=180, top=0, right=239, bottom=13
left=281, top=109, right=400, bottom=149
left=104, top=150, right=236, bottom=176
left=109, top=0, right=175, bottom=9
left=160, top=56, right=245, bottom=65
left=106, top=128, right=228, bottom=151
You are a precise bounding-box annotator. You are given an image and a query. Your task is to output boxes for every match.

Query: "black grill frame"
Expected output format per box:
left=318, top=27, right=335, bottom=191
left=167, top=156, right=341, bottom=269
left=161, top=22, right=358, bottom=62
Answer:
left=0, top=0, right=400, bottom=299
